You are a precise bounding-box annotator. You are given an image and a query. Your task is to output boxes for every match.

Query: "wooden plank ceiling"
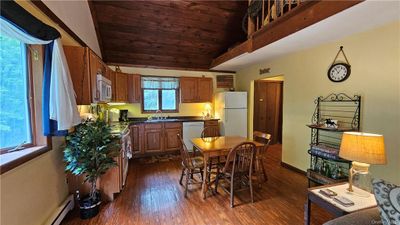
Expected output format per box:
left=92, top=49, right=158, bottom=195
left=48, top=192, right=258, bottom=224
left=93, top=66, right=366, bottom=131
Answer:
left=90, top=0, right=247, bottom=70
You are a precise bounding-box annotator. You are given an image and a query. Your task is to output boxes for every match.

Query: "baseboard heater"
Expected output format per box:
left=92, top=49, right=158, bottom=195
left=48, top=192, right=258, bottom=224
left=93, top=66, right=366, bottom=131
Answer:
left=45, top=194, right=74, bottom=225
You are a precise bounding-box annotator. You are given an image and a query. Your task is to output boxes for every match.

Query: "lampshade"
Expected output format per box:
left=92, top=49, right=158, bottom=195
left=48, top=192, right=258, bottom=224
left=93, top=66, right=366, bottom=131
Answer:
left=339, top=132, right=386, bottom=165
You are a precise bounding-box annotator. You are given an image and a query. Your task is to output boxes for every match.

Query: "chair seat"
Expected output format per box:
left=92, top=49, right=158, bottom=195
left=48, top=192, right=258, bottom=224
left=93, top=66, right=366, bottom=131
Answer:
left=181, top=156, right=204, bottom=169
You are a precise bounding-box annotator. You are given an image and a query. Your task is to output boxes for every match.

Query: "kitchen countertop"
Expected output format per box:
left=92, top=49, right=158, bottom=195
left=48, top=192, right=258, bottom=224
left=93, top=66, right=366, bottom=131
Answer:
left=109, top=117, right=219, bottom=135
left=127, top=116, right=219, bottom=124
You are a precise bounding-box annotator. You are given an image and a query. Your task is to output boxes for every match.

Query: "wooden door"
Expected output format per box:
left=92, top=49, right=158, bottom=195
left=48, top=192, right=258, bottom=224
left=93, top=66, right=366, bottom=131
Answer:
left=63, top=46, right=91, bottom=105
left=128, top=74, right=141, bottom=103
left=197, top=77, right=213, bottom=102
left=115, top=72, right=128, bottom=102
left=144, top=124, right=163, bottom=152
left=164, top=122, right=182, bottom=151
left=180, top=77, right=197, bottom=103
left=253, top=81, right=283, bottom=144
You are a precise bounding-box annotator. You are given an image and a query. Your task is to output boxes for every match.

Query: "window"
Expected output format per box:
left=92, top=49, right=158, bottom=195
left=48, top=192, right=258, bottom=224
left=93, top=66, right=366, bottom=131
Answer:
left=141, top=76, right=179, bottom=112
left=0, top=34, right=32, bottom=150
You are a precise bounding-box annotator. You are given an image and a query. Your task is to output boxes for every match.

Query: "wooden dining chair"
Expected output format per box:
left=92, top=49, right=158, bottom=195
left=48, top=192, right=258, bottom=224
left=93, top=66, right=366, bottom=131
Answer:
left=201, top=126, right=222, bottom=182
left=201, top=126, right=220, bottom=138
left=177, top=134, right=204, bottom=197
left=253, top=131, right=272, bottom=185
left=214, top=142, right=257, bottom=208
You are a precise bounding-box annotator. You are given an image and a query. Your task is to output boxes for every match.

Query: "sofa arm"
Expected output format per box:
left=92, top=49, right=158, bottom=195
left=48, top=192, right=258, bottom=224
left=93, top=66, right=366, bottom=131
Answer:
left=323, top=207, right=381, bottom=225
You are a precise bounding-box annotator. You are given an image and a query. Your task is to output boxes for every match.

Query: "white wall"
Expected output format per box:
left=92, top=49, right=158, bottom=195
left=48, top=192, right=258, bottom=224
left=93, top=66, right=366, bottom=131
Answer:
left=42, top=0, right=101, bottom=57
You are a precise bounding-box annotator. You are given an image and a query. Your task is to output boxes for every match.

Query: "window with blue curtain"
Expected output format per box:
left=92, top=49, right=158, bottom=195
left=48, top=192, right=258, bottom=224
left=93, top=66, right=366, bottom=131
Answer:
left=141, top=76, right=179, bottom=112
left=0, top=34, right=32, bottom=149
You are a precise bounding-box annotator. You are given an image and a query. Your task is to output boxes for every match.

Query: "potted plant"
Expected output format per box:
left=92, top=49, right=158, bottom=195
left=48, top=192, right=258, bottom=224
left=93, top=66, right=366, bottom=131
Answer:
left=64, top=119, right=119, bottom=219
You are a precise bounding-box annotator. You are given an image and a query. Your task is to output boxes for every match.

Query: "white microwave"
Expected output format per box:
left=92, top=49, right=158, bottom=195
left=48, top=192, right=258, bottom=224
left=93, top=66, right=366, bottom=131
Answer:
left=97, top=74, right=112, bottom=102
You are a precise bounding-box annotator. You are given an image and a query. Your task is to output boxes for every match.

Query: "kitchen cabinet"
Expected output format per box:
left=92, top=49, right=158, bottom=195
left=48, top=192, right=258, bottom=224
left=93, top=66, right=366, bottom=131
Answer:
left=143, top=123, right=163, bottom=152
left=164, top=122, right=183, bottom=151
left=131, top=122, right=183, bottom=155
left=114, top=72, right=129, bottom=102
left=180, top=77, right=213, bottom=103
left=197, top=78, right=213, bottom=102
left=130, top=124, right=142, bottom=154
left=128, top=74, right=141, bottom=103
left=64, top=46, right=110, bottom=104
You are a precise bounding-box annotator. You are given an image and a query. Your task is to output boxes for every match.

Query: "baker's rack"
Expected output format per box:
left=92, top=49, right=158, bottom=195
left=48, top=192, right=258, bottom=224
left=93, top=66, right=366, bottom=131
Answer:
left=307, top=93, right=361, bottom=186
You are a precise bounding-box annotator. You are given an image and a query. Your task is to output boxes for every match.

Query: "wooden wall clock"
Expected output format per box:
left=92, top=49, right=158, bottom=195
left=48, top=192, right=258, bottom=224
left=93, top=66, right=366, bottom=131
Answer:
left=328, top=46, right=351, bottom=82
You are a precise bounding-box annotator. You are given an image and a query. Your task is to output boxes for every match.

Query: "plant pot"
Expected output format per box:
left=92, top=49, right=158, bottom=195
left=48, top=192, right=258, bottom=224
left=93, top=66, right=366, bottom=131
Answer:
left=79, top=192, right=101, bottom=219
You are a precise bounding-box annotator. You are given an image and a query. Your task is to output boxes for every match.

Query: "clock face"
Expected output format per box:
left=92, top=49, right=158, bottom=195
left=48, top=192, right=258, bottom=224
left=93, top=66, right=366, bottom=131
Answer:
left=328, top=63, right=351, bottom=82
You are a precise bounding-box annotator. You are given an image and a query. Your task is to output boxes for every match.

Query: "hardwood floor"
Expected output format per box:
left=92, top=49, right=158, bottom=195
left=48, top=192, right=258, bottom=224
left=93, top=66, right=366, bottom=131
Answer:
left=62, top=144, right=333, bottom=225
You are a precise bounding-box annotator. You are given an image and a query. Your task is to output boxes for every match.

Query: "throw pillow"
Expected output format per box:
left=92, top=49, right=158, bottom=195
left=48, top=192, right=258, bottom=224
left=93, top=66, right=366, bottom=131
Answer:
left=372, top=179, right=400, bottom=225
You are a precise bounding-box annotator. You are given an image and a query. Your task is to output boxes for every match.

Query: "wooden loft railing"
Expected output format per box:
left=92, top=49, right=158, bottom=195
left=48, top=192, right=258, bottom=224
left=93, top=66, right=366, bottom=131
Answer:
left=211, top=0, right=363, bottom=69
left=247, top=0, right=303, bottom=38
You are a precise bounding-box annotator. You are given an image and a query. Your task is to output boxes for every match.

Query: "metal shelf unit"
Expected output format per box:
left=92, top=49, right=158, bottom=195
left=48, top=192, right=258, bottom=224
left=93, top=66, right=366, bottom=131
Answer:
left=307, top=93, right=361, bottom=187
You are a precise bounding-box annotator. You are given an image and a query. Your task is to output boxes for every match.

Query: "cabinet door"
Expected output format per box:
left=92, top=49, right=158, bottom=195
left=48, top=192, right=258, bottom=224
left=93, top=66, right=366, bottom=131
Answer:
left=89, top=51, right=100, bottom=102
left=63, top=46, right=91, bottom=105
left=180, top=77, right=197, bottom=103
left=128, top=74, right=141, bottom=103
left=144, top=129, right=163, bottom=152
left=115, top=72, right=128, bottom=102
left=197, top=78, right=213, bottom=102
left=164, top=128, right=182, bottom=151
left=130, top=125, right=140, bottom=153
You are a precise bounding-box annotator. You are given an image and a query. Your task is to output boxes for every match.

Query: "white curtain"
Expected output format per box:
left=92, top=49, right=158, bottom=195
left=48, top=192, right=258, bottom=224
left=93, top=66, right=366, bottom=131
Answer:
left=0, top=18, right=81, bottom=130
left=141, top=76, right=179, bottom=89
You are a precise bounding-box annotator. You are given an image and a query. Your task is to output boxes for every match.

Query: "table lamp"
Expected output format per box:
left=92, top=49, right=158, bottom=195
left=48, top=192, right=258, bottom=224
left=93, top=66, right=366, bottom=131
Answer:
left=339, top=132, right=386, bottom=193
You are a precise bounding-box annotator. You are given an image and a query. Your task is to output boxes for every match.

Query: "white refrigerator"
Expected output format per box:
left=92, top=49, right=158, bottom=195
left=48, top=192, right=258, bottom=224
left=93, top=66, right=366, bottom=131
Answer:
left=215, top=92, right=248, bottom=137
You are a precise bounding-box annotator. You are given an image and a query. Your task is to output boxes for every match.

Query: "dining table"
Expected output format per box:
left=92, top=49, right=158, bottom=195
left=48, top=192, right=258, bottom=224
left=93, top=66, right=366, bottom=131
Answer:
left=191, top=136, right=264, bottom=199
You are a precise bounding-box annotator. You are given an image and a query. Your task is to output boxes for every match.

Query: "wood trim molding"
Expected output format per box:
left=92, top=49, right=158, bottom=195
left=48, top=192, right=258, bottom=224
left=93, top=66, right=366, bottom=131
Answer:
left=280, top=161, right=306, bottom=175
left=30, top=0, right=87, bottom=47
left=87, top=0, right=104, bottom=58
left=107, top=62, right=236, bottom=74
left=0, top=146, right=51, bottom=175
left=211, top=0, right=363, bottom=69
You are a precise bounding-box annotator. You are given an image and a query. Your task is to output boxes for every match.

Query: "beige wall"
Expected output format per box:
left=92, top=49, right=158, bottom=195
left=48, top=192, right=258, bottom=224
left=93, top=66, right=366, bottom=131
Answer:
left=236, top=21, right=400, bottom=184
left=110, top=66, right=235, bottom=118
left=0, top=138, right=69, bottom=225
left=41, top=0, right=101, bottom=57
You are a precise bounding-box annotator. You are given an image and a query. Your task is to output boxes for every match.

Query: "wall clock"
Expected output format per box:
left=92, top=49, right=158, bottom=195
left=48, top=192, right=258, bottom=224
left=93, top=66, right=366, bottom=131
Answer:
left=328, top=46, right=351, bottom=82
left=328, top=62, right=351, bottom=82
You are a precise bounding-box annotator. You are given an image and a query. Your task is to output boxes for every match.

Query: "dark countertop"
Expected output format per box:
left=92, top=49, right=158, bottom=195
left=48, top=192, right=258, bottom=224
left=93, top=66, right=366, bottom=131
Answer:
left=110, top=117, right=219, bottom=135
left=127, top=116, right=219, bottom=125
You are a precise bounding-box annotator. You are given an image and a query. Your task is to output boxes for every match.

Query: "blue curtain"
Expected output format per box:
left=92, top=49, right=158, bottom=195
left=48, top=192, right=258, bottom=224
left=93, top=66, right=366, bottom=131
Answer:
left=43, top=42, right=68, bottom=136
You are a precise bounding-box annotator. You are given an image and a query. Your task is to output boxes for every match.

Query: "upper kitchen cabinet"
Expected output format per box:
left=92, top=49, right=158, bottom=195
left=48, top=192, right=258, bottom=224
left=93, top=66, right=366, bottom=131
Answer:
left=128, top=74, right=141, bottom=103
left=64, top=46, right=109, bottom=104
left=114, top=72, right=129, bottom=102
left=63, top=46, right=91, bottom=105
left=180, top=77, right=213, bottom=103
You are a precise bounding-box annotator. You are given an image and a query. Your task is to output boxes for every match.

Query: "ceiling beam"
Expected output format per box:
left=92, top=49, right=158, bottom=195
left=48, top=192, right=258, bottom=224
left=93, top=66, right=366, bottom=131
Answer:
left=210, top=0, right=363, bottom=69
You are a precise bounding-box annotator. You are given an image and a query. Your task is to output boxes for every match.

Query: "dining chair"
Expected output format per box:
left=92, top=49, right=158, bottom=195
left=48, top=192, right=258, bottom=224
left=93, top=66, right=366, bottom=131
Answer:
left=177, top=134, right=204, bottom=197
left=201, top=126, right=222, bottom=182
left=214, top=142, right=257, bottom=208
left=253, top=131, right=272, bottom=185
left=201, top=126, right=220, bottom=138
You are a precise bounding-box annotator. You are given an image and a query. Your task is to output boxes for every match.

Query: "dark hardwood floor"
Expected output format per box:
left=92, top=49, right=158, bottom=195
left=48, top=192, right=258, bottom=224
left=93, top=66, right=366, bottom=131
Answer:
left=62, top=144, right=333, bottom=225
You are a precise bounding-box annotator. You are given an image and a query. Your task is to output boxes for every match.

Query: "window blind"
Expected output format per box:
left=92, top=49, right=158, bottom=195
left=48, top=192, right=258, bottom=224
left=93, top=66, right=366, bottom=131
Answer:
left=141, top=77, right=179, bottom=89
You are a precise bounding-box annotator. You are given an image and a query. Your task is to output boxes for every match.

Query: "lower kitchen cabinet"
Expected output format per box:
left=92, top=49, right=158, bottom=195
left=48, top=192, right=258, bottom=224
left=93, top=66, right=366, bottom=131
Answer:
left=131, top=122, right=183, bottom=155
left=164, top=123, right=183, bottom=151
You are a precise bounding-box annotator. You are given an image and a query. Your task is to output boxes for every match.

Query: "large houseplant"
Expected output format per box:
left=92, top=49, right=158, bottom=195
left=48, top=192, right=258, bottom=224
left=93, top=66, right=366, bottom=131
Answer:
left=64, top=119, right=119, bottom=219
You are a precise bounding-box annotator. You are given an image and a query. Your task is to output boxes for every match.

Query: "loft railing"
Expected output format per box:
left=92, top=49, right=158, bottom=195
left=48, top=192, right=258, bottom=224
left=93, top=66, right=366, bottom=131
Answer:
left=246, top=0, right=303, bottom=37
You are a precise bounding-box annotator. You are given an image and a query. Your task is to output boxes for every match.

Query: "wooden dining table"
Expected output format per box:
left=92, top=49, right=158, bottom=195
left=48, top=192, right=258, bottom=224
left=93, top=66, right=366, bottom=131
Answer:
left=191, top=136, right=264, bottom=199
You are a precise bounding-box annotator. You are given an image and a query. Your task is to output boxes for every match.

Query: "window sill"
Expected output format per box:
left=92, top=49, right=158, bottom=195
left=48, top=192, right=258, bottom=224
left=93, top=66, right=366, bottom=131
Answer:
left=0, top=145, right=50, bottom=175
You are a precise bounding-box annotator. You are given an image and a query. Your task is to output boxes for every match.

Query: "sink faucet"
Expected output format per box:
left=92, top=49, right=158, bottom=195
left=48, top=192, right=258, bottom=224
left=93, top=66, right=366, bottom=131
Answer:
left=155, top=110, right=163, bottom=120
